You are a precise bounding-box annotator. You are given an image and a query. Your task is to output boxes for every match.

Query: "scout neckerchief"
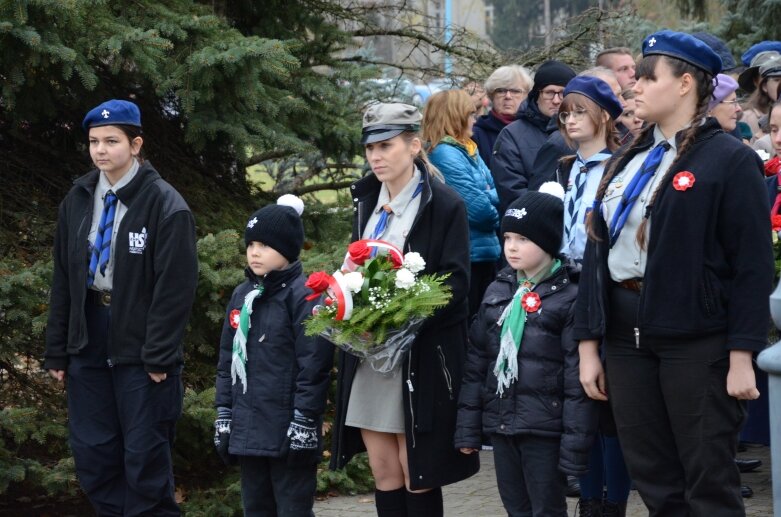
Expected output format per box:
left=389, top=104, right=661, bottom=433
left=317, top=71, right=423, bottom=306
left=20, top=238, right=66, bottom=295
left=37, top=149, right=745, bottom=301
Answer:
left=607, top=141, right=671, bottom=247
left=231, top=283, right=264, bottom=393
left=563, top=150, right=611, bottom=249
left=494, top=259, right=562, bottom=395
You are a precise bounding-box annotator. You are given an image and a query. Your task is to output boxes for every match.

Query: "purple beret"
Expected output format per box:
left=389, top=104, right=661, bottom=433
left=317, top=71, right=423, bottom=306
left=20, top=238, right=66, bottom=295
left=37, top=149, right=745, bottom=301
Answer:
left=708, top=74, right=739, bottom=110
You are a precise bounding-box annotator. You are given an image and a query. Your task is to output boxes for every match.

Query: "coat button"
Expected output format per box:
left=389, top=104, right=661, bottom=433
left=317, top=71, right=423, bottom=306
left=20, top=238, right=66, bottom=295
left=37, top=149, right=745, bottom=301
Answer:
left=353, top=198, right=358, bottom=202
left=551, top=285, right=557, bottom=291
left=411, top=372, right=415, bottom=377
left=634, top=260, right=639, bottom=265
left=419, top=475, right=423, bottom=480
left=351, top=185, right=355, bottom=190
left=353, top=207, right=358, bottom=212
left=500, top=424, right=505, bottom=430
left=562, top=279, right=568, bottom=284
left=552, top=401, right=559, bottom=408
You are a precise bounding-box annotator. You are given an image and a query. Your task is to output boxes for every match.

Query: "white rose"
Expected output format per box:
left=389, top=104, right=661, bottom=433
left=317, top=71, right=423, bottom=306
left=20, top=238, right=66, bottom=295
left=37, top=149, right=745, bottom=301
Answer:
left=394, top=268, right=416, bottom=290
left=402, top=252, right=426, bottom=274
left=344, top=271, right=364, bottom=293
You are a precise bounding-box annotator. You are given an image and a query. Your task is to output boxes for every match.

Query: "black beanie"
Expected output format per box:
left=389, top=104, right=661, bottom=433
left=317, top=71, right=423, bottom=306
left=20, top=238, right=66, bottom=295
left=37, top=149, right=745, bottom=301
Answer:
left=530, top=60, right=577, bottom=98
left=244, top=195, right=305, bottom=262
left=500, top=182, right=565, bottom=257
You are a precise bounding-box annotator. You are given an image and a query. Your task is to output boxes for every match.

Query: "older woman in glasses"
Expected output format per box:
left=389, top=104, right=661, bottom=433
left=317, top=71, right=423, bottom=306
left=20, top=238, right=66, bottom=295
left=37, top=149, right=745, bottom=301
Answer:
left=472, top=65, right=533, bottom=169
left=708, top=74, right=742, bottom=133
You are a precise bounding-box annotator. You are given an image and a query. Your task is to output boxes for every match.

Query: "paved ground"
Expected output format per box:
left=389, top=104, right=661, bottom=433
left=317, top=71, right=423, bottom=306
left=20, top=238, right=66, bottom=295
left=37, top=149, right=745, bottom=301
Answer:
left=315, top=444, right=773, bottom=516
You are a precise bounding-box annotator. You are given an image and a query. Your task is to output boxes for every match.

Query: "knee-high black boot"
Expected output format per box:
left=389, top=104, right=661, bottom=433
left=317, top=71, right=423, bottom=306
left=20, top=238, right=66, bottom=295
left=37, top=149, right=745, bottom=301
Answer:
left=406, top=487, right=443, bottom=517
left=375, top=487, right=408, bottom=517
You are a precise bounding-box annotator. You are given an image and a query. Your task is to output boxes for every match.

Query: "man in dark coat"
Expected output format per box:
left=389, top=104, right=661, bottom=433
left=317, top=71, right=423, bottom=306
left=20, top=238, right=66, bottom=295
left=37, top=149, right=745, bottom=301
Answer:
left=491, top=60, right=576, bottom=213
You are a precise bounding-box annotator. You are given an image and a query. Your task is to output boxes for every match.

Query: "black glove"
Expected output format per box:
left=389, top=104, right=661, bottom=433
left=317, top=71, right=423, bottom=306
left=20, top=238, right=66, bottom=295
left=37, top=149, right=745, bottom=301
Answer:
left=214, top=407, right=235, bottom=466
left=286, top=410, right=319, bottom=466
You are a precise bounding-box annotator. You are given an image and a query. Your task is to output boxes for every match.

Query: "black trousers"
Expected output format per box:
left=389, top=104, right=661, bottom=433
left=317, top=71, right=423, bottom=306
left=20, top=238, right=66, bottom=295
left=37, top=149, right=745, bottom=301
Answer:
left=67, top=303, right=182, bottom=517
left=605, top=286, right=746, bottom=517
left=239, top=455, right=317, bottom=517
left=491, top=434, right=567, bottom=517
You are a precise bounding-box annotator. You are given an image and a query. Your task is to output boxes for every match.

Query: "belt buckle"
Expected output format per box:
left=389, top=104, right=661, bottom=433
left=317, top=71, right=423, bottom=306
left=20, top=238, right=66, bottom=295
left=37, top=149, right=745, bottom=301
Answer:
left=99, top=291, right=111, bottom=306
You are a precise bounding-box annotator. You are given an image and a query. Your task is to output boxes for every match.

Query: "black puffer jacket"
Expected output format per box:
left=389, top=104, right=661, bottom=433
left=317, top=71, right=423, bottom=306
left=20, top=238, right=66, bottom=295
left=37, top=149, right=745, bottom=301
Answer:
left=455, top=265, right=596, bottom=476
left=214, top=263, right=333, bottom=457
left=491, top=99, right=558, bottom=213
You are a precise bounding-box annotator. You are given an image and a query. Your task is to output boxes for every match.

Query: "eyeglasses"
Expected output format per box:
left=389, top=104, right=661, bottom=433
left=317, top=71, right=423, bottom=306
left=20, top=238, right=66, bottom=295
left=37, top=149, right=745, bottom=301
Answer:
left=720, top=99, right=741, bottom=108
left=494, top=88, right=526, bottom=97
left=540, top=89, right=565, bottom=101
left=558, top=109, right=588, bottom=124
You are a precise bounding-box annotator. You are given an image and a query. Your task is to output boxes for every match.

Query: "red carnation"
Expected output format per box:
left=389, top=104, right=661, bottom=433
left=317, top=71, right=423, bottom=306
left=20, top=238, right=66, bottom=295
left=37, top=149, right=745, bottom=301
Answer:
left=348, top=240, right=372, bottom=265
left=521, top=292, right=541, bottom=313
left=672, top=171, right=695, bottom=191
left=772, top=214, right=781, bottom=231
left=305, top=271, right=332, bottom=300
left=229, top=309, right=241, bottom=329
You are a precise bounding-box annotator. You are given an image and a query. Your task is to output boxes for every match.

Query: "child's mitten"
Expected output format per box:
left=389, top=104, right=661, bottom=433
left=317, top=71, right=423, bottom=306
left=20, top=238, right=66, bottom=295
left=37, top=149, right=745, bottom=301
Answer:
left=286, top=410, right=319, bottom=466
left=214, top=407, right=235, bottom=466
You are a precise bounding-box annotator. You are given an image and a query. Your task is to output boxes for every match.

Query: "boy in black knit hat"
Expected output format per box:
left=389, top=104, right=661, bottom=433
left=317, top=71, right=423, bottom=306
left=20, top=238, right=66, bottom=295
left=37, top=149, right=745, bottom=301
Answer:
left=456, top=182, right=596, bottom=516
left=213, top=195, right=333, bottom=516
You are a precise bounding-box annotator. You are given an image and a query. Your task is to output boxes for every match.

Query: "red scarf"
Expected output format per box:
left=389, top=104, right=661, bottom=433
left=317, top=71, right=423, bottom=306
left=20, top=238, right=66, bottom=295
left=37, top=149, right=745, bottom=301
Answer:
left=492, top=110, right=516, bottom=126
left=765, top=156, right=781, bottom=177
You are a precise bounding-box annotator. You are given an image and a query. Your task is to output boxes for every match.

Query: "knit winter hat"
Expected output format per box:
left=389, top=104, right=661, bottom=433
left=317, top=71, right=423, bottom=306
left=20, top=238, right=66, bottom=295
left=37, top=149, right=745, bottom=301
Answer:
left=500, top=182, right=565, bottom=257
left=530, top=60, right=576, bottom=99
left=244, top=195, right=305, bottom=262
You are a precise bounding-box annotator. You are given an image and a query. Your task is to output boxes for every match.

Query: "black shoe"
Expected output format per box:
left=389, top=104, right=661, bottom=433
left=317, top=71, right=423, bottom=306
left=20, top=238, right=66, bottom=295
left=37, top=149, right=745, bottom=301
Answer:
left=566, top=476, right=581, bottom=498
left=576, top=498, right=602, bottom=517
left=736, top=458, right=762, bottom=473
left=741, top=485, right=753, bottom=498
left=602, top=500, right=627, bottom=517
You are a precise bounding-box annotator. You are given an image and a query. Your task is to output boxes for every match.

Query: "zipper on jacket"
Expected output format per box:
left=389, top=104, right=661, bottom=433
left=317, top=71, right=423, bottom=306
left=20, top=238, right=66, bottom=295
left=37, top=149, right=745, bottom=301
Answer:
left=407, top=351, right=416, bottom=449
left=634, top=328, right=640, bottom=349
left=436, top=345, right=454, bottom=400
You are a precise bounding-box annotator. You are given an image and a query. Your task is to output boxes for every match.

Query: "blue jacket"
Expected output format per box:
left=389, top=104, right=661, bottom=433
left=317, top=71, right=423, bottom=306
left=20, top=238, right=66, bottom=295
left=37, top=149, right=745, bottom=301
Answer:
left=215, top=262, right=333, bottom=457
left=472, top=111, right=510, bottom=169
left=428, top=140, right=501, bottom=263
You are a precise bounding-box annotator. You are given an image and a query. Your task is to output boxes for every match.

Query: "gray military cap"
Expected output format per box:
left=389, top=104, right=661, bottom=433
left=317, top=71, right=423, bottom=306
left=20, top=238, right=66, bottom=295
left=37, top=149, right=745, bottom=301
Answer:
left=361, top=103, right=422, bottom=144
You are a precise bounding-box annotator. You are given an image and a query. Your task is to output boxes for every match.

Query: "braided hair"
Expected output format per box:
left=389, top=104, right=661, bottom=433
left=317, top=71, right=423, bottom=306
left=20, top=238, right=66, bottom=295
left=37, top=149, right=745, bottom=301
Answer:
left=585, top=55, right=715, bottom=246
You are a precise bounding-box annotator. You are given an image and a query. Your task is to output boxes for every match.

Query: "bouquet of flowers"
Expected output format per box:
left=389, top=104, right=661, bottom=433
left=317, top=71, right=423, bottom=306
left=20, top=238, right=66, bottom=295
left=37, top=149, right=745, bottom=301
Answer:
left=303, top=239, right=452, bottom=373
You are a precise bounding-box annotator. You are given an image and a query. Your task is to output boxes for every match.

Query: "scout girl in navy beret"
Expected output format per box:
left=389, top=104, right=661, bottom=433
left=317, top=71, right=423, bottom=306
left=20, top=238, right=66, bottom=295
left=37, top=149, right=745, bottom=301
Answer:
left=576, top=31, right=774, bottom=515
left=44, top=99, right=199, bottom=515
left=554, top=75, right=633, bottom=516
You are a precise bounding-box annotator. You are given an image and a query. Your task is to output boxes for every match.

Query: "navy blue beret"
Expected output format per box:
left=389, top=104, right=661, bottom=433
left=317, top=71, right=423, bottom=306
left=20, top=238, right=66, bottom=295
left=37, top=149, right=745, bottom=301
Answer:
left=563, top=76, right=624, bottom=120
left=741, top=41, right=781, bottom=67
left=82, top=99, right=142, bottom=132
left=642, top=30, right=722, bottom=76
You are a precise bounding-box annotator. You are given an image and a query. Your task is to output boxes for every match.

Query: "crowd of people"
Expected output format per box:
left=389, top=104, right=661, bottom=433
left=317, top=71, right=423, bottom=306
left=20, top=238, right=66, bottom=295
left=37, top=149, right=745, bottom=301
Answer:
left=43, top=28, right=779, bottom=517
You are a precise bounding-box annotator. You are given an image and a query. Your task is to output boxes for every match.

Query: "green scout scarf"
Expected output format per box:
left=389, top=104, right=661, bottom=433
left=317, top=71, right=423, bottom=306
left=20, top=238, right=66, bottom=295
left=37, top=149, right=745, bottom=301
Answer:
left=231, top=284, right=264, bottom=394
left=494, top=259, right=561, bottom=395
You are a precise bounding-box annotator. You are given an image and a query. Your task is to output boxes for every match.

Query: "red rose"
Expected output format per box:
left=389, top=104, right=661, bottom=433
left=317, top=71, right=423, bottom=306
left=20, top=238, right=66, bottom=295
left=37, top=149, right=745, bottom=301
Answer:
left=229, top=309, right=241, bottom=329
left=521, top=292, right=541, bottom=313
left=672, top=171, right=695, bottom=191
left=305, top=271, right=332, bottom=300
left=348, top=240, right=372, bottom=265
left=772, top=214, right=781, bottom=231
left=389, top=251, right=403, bottom=269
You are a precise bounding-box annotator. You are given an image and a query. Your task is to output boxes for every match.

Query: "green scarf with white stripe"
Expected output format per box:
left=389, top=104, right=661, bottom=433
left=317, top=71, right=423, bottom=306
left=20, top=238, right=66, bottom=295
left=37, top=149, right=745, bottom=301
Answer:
left=231, top=285, right=264, bottom=394
left=494, top=259, right=561, bottom=395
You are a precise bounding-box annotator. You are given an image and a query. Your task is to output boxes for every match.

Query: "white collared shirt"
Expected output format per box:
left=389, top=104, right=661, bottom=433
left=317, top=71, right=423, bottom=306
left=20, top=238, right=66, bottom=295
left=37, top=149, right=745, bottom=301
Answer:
left=88, top=159, right=139, bottom=291
left=602, top=127, right=677, bottom=281
left=362, top=167, right=422, bottom=248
